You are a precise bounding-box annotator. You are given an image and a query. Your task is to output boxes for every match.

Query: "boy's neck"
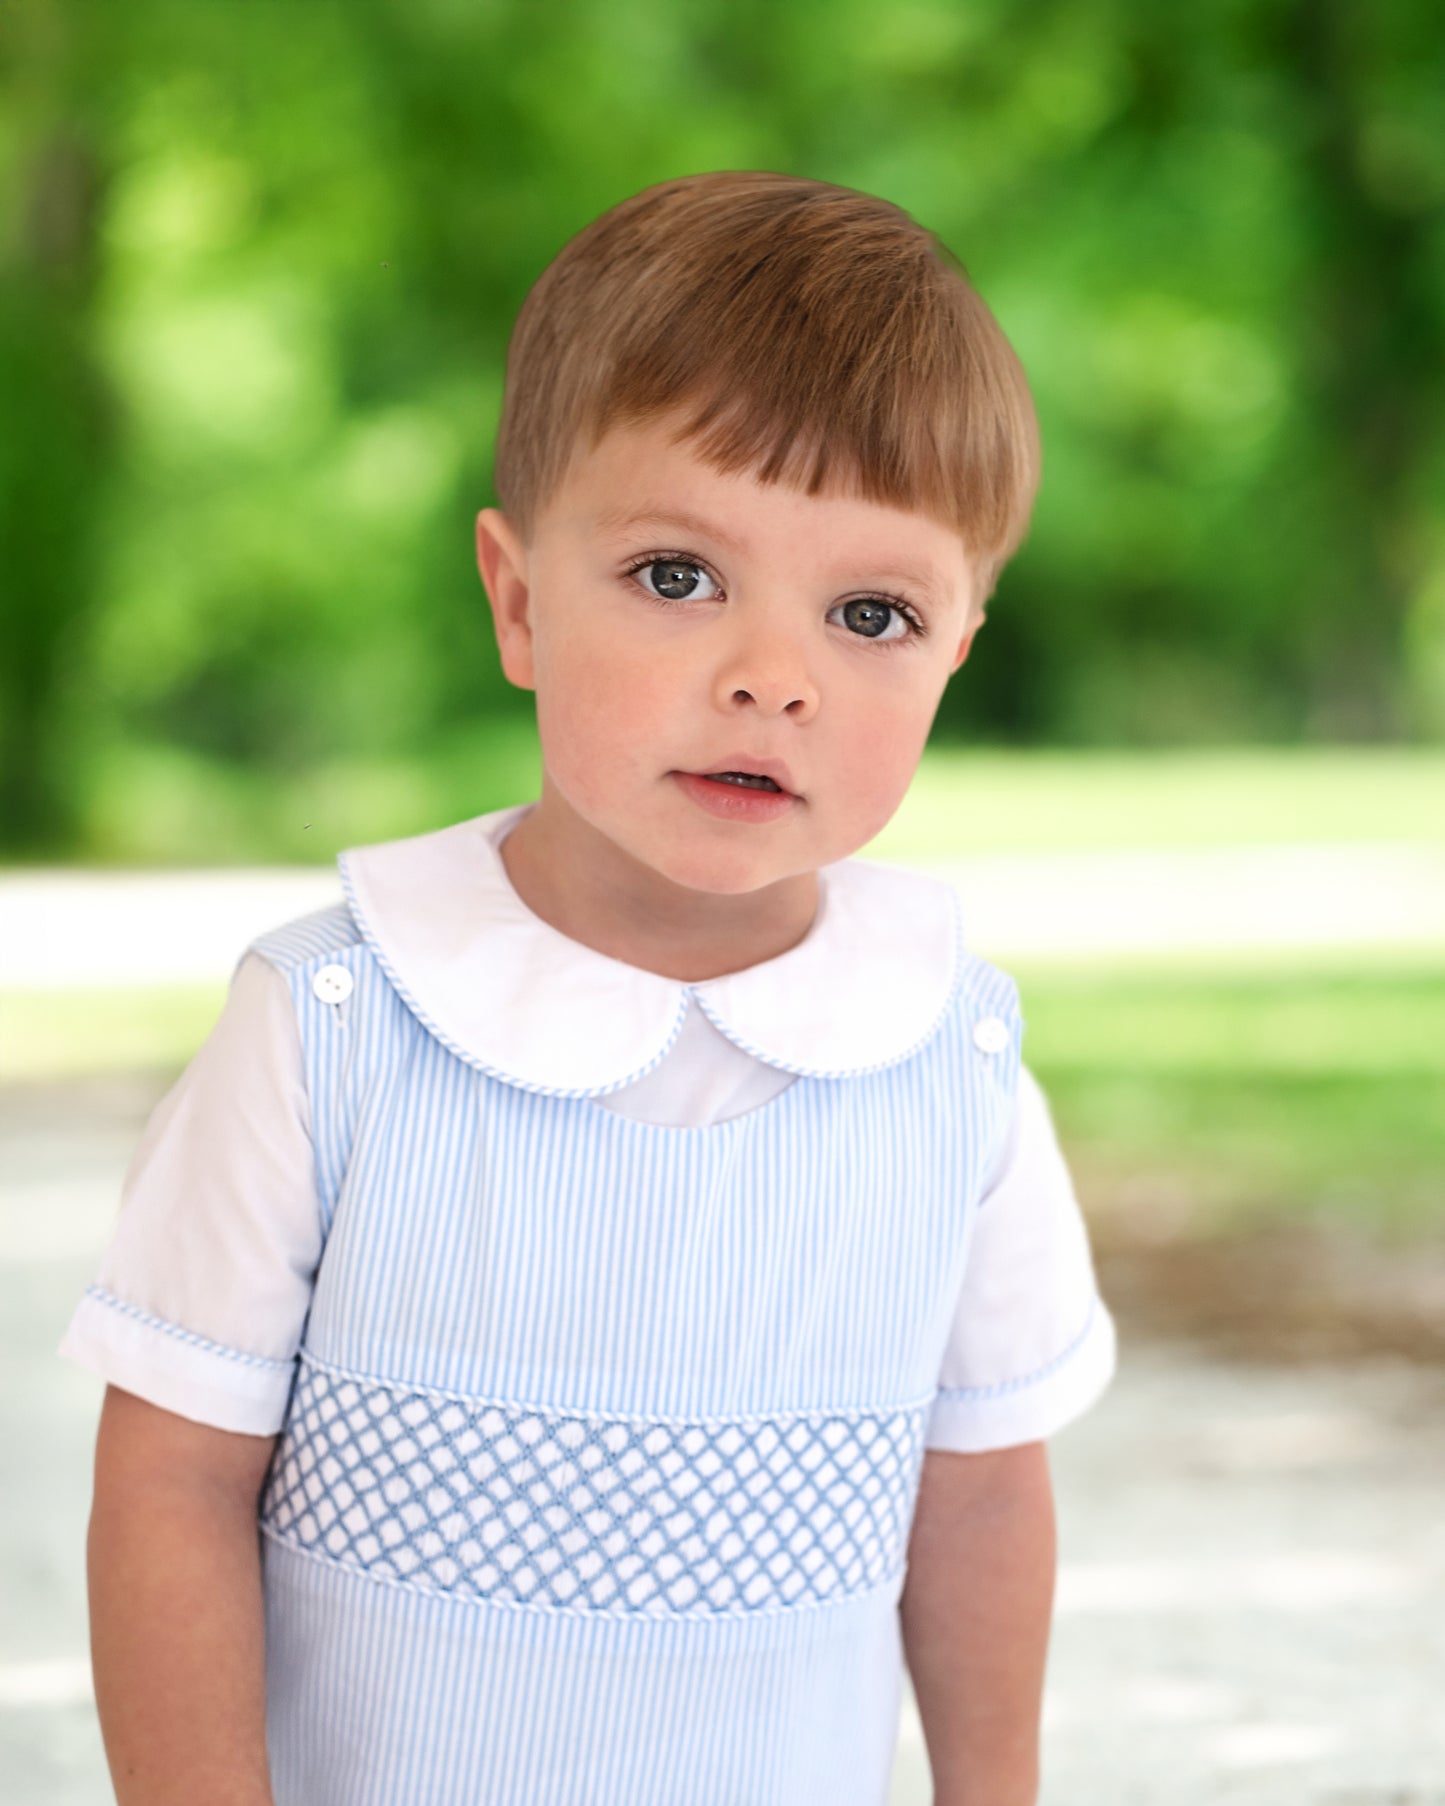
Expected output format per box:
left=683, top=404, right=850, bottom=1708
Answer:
left=497, top=794, right=820, bottom=984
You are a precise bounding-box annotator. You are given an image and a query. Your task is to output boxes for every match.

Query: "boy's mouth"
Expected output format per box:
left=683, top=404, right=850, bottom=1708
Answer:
left=673, top=767, right=801, bottom=820
left=683, top=754, right=799, bottom=796
left=704, top=771, right=783, bottom=792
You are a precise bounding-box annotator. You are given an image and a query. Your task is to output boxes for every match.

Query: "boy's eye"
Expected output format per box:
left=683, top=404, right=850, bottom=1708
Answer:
left=626, top=555, right=924, bottom=643
left=828, top=597, right=920, bottom=643
left=631, top=558, right=721, bottom=602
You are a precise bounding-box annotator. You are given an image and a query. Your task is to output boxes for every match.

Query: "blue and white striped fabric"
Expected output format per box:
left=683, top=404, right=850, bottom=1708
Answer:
left=248, top=885, right=1025, bottom=1806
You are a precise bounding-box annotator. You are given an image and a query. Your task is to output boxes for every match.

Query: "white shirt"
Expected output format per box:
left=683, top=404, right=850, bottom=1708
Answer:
left=63, top=803, right=1108, bottom=1449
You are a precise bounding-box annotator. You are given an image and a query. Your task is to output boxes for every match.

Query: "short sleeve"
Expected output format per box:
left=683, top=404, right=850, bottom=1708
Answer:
left=56, top=952, right=322, bottom=1435
left=925, top=1061, right=1117, bottom=1453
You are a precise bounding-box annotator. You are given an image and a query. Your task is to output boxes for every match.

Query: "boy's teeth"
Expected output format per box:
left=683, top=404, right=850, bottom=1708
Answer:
left=709, top=771, right=782, bottom=791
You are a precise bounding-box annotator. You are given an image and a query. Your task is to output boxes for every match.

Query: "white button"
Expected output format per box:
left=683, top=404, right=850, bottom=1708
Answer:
left=972, top=1015, right=1009, bottom=1054
left=312, top=963, right=354, bottom=1005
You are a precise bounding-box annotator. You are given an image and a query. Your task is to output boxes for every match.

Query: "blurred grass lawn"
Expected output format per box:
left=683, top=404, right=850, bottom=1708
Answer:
left=6, top=747, right=1442, bottom=1244
left=868, top=745, right=1444, bottom=856
left=1020, top=968, right=1444, bottom=1247
left=77, top=737, right=1445, bottom=863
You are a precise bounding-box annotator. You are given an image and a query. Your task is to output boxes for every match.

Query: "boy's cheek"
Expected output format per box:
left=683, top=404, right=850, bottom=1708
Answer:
left=843, top=709, right=939, bottom=824
left=538, top=624, right=685, bottom=720
left=532, top=676, right=664, bottom=797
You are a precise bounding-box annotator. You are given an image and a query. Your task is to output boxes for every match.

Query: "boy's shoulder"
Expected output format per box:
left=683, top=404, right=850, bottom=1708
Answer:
left=247, top=900, right=361, bottom=975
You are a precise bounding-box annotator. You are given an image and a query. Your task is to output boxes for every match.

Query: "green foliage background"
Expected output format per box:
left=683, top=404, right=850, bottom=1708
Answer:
left=4, top=0, right=1444, bottom=860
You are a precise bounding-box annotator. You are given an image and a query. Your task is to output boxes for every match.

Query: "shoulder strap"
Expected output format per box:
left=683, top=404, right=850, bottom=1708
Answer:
left=247, top=901, right=365, bottom=1237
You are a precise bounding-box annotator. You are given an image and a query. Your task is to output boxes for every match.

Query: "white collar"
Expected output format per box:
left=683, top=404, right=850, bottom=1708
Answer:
left=338, top=803, right=963, bottom=1096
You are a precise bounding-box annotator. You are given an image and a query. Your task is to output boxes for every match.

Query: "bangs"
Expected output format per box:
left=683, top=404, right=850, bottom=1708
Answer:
left=494, top=173, right=1040, bottom=604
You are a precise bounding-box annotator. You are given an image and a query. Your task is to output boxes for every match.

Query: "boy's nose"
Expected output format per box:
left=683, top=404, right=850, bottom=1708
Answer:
left=713, top=624, right=820, bottom=718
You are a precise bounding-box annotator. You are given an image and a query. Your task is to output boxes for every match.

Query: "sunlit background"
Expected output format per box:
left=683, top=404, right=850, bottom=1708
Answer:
left=3, top=1, right=1443, bottom=1801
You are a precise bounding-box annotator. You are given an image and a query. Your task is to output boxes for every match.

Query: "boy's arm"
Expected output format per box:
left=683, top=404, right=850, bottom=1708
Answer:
left=899, top=1440, right=1056, bottom=1806
left=88, top=1384, right=280, bottom=1806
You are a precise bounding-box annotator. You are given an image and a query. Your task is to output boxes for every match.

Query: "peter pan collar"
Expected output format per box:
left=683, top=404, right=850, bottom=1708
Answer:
left=338, top=803, right=963, bottom=1097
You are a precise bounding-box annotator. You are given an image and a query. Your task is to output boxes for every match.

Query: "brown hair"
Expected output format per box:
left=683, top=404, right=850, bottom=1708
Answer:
left=492, top=172, right=1041, bottom=612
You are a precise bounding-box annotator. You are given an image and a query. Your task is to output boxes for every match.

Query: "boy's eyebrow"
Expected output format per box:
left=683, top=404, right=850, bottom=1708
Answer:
left=594, top=505, right=747, bottom=554
left=595, top=505, right=953, bottom=604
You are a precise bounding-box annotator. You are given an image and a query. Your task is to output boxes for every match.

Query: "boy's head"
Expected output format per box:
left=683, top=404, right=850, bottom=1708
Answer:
left=476, top=173, right=1042, bottom=932
left=491, top=171, right=1040, bottom=622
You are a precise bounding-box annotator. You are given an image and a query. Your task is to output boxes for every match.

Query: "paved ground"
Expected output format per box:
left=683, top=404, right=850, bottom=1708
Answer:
left=4, top=1077, right=1443, bottom=1804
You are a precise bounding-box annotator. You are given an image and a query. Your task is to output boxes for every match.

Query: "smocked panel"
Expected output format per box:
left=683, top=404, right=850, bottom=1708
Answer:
left=260, top=1354, right=928, bottom=1618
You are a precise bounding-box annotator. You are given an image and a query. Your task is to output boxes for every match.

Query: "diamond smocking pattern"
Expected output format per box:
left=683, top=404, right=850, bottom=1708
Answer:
left=260, top=1358, right=928, bottom=1617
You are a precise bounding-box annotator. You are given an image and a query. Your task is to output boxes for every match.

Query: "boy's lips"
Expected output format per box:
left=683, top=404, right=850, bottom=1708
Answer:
left=679, top=755, right=800, bottom=797
left=673, top=771, right=799, bottom=823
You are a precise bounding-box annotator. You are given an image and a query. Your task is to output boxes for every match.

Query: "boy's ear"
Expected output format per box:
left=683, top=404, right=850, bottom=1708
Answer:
left=949, top=563, right=988, bottom=674
left=950, top=611, right=984, bottom=674
left=475, top=507, right=536, bottom=692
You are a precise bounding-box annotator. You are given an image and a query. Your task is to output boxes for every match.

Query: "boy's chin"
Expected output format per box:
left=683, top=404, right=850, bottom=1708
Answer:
left=648, top=849, right=797, bottom=898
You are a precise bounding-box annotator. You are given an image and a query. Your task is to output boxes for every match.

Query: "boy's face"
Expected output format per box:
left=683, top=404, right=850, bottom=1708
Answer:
left=476, top=412, right=980, bottom=918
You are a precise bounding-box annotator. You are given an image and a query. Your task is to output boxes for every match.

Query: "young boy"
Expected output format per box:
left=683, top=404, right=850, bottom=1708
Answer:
left=61, top=171, right=1116, bottom=1806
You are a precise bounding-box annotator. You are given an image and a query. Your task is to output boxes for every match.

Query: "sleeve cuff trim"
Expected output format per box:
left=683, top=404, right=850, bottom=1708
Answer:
left=925, top=1297, right=1117, bottom=1453
left=81, top=1286, right=294, bottom=1372
left=934, top=1294, right=1106, bottom=1404
left=56, top=1289, right=296, bottom=1436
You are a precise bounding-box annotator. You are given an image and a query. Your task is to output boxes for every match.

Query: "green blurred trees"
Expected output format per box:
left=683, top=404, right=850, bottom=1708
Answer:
left=2, top=0, right=1443, bottom=858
